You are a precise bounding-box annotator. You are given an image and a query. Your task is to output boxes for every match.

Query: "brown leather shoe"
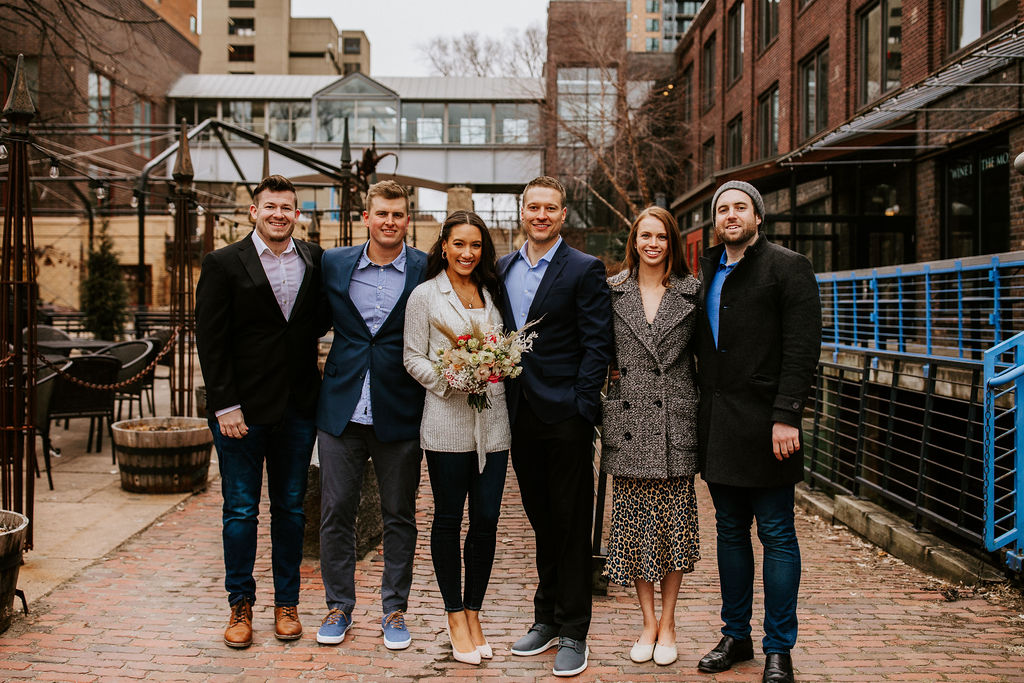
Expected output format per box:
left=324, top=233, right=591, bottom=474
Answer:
left=224, top=601, right=253, bottom=648
left=274, top=605, right=303, bottom=640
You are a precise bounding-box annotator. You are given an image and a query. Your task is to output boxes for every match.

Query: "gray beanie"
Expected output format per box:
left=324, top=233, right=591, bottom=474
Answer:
left=712, top=180, right=765, bottom=218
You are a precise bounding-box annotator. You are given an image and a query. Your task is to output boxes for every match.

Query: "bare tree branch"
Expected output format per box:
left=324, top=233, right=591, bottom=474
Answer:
left=418, top=23, right=546, bottom=78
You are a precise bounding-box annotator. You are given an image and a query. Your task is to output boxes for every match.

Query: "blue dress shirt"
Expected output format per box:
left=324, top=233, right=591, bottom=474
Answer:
left=706, top=249, right=738, bottom=348
left=505, top=237, right=563, bottom=330
left=349, top=243, right=407, bottom=424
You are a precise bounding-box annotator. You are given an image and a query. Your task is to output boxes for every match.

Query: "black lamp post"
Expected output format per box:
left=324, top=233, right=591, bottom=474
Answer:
left=0, top=54, right=38, bottom=545
left=168, top=121, right=196, bottom=417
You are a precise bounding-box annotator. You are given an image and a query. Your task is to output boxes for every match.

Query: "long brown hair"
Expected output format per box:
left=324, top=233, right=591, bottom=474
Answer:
left=622, top=206, right=688, bottom=286
left=425, top=210, right=501, bottom=303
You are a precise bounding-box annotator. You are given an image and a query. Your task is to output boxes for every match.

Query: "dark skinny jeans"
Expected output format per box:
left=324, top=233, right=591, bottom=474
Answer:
left=425, top=449, right=508, bottom=612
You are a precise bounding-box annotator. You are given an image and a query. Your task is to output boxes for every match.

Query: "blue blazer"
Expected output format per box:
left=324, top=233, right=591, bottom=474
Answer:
left=316, top=243, right=427, bottom=441
left=498, top=241, right=613, bottom=426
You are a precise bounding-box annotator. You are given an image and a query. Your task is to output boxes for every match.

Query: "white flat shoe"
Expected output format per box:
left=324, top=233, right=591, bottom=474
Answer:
left=447, top=624, right=482, bottom=665
left=629, top=639, right=655, bottom=663
left=477, top=642, right=493, bottom=659
left=653, top=642, right=678, bottom=666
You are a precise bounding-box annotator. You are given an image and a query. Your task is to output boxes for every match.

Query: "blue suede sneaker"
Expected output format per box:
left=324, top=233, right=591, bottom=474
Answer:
left=316, top=609, right=352, bottom=645
left=381, top=610, right=411, bottom=650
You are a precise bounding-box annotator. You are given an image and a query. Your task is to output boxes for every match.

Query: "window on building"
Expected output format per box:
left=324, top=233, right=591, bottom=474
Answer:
left=646, top=18, right=660, bottom=31
left=269, top=101, right=312, bottom=142
left=401, top=102, right=444, bottom=144
left=556, top=67, right=618, bottom=178
left=702, top=137, right=716, bottom=178
left=627, top=18, right=632, bottom=31
left=949, top=0, right=1015, bottom=53
left=701, top=34, right=716, bottom=111
left=496, top=103, right=539, bottom=143
left=189, top=15, right=197, bottom=33
left=681, top=63, right=693, bottom=122
left=800, top=44, right=828, bottom=140
left=726, top=115, right=743, bottom=168
left=318, top=99, right=397, bottom=143
left=88, top=70, right=112, bottom=135
left=228, top=0, right=254, bottom=7
left=727, top=2, right=744, bottom=83
left=133, top=100, right=151, bottom=157
left=446, top=103, right=492, bottom=144
left=228, top=44, right=254, bottom=62
left=757, top=84, right=779, bottom=158
left=859, top=0, right=901, bottom=105
left=759, top=0, right=779, bottom=50
left=681, top=1, right=702, bottom=11
left=343, top=63, right=361, bottom=74
left=343, top=37, right=362, bottom=54
left=646, top=37, right=660, bottom=51
left=663, top=37, right=678, bottom=52
left=228, top=17, right=254, bottom=35
left=225, top=100, right=264, bottom=134
left=944, top=139, right=1010, bottom=257
left=646, top=0, right=660, bottom=11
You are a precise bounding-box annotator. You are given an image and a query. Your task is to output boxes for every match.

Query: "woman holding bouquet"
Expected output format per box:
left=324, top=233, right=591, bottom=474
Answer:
left=602, top=206, right=701, bottom=667
left=403, top=210, right=510, bottom=666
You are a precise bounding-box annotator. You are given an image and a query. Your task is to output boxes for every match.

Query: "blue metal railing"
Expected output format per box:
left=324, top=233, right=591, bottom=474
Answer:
left=817, top=251, right=1024, bottom=361
left=983, top=330, right=1024, bottom=571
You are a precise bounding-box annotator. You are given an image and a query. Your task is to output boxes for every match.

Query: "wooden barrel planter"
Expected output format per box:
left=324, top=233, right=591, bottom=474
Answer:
left=111, top=417, right=213, bottom=494
left=0, top=510, right=29, bottom=633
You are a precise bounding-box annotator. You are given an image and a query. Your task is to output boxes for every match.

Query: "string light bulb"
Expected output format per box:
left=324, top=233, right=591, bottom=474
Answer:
left=167, top=201, right=176, bottom=216
left=130, top=193, right=139, bottom=209
left=48, top=157, right=59, bottom=178
left=0, top=144, right=7, bottom=160
left=196, top=204, right=206, bottom=217
left=95, top=184, right=107, bottom=201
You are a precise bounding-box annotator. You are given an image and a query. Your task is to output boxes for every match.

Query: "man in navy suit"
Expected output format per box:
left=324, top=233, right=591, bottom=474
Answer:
left=314, top=180, right=427, bottom=650
left=196, top=174, right=328, bottom=648
left=499, top=176, right=613, bottom=677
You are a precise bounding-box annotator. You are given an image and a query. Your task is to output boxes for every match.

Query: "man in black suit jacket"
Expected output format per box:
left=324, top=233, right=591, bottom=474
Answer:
left=499, top=176, right=612, bottom=677
left=195, top=175, right=327, bottom=649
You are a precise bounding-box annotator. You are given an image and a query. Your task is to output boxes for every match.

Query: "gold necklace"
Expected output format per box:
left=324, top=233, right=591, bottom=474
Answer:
left=453, top=284, right=479, bottom=309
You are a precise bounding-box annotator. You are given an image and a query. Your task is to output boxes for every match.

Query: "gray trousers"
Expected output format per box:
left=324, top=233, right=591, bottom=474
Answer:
left=318, top=423, right=422, bottom=615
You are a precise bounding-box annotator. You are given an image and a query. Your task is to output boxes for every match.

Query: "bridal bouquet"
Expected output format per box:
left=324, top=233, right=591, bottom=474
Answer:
left=433, top=321, right=539, bottom=412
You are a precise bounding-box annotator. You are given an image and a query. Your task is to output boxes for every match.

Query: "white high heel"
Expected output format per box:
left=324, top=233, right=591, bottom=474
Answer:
left=476, top=642, right=493, bottom=659
left=447, top=623, right=482, bottom=665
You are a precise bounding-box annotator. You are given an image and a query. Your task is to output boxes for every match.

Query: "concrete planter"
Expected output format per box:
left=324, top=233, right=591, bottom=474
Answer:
left=111, top=417, right=213, bottom=494
left=0, top=510, right=29, bottom=633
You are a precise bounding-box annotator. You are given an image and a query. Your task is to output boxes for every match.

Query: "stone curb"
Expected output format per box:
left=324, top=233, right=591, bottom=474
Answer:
left=795, top=483, right=1005, bottom=585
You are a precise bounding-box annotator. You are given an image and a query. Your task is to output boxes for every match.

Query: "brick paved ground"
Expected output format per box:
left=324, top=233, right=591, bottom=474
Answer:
left=4, top=460, right=1024, bottom=682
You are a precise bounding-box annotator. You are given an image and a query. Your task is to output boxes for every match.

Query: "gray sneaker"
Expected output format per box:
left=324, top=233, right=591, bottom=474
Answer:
left=553, top=637, right=588, bottom=677
left=510, top=622, right=559, bottom=656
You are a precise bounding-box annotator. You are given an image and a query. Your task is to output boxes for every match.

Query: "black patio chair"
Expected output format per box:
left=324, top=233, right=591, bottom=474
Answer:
left=91, top=340, right=153, bottom=421
left=33, top=361, right=70, bottom=490
left=46, top=354, right=120, bottom=461
left=26, top=324, right=73, bottom=358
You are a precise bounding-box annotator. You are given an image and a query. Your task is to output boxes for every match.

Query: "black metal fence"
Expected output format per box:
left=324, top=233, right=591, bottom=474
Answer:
left=804, top=349, right=1004, bottom=547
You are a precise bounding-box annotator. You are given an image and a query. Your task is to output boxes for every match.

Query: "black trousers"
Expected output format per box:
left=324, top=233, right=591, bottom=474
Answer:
left=511, top=399, right=595, bottom=641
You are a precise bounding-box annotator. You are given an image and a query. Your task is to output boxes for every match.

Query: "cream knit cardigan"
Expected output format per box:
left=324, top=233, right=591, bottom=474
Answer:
left=403, top=270, right=511, bottom=470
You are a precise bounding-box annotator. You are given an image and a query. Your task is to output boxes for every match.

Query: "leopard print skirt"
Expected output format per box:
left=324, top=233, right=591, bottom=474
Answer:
left=605, top=475, right=700, bottom=585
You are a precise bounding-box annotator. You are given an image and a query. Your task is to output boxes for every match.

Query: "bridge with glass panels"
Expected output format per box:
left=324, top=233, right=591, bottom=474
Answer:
left=167, top=73, right=545, bottom=193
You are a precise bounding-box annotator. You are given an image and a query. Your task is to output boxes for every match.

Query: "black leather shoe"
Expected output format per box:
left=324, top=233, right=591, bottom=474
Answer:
left=762, top=653, right=794, bottom=683
left=697, top=635, right=754, bottom=673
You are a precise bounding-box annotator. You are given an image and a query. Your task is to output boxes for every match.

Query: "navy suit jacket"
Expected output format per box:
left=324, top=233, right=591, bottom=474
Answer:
left=498, top=241, right=612, bottom=426
left=316, top=244, right=427, bottom=441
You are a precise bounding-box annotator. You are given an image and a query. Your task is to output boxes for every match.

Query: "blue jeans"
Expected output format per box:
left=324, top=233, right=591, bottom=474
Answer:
left=706, top=482, right=800, bottom=654
left=211, top=409, right=315, bottom=607
left=426, top=450, right=508, bottom=612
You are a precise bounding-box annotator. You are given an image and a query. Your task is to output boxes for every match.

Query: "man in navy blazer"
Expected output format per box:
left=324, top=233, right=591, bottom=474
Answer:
left=196, top=175, right=328, bottom=648
left=315, top=181, right=427, bottom=650
left=499, top=176, right=612, bottom=677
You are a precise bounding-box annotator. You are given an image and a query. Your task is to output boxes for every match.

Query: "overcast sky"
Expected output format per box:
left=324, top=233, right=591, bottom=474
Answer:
left=291, top=0, right=550, bottom=77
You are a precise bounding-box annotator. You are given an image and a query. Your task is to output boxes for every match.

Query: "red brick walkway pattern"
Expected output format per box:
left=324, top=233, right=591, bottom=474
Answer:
left=4, top=461, right=1024, bottom=682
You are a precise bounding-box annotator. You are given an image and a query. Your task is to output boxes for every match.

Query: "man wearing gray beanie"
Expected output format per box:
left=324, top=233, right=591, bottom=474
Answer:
left=694, top=180, right=821, bottom=683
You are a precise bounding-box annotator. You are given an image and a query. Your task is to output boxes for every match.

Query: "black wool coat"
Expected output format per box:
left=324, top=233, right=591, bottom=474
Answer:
left=695, top=234, right=821, bottom=488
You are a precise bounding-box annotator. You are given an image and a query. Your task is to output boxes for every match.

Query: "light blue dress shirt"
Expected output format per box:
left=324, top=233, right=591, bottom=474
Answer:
left=349, top=243, right=407, bottom=425
left=505, top=237, right=563, bottom=330
left=706, top=248, right=737, bottom=348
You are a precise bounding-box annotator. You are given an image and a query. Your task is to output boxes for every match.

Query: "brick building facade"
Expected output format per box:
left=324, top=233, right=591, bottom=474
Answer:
left=669, top=0, right=1024, bottom=275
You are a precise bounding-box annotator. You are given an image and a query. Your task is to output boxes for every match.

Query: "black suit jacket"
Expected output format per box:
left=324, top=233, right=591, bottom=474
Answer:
left=498, top=241, right=612, bottom=426
left=195, top=232, right=328, bottom=424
